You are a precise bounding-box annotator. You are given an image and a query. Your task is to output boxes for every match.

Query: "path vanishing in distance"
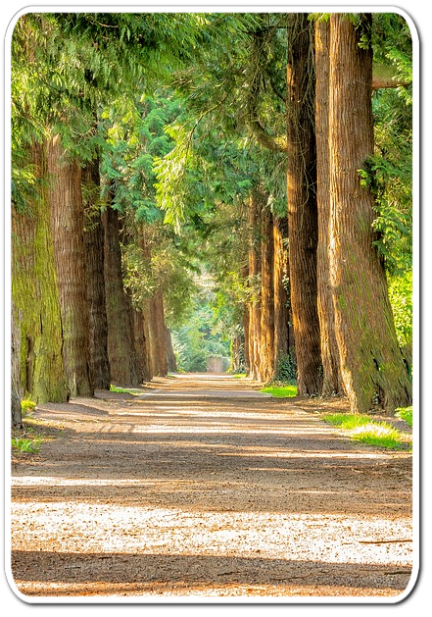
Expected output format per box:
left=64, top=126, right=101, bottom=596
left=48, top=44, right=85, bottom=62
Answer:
left=10, top=373, right=414, bottom=599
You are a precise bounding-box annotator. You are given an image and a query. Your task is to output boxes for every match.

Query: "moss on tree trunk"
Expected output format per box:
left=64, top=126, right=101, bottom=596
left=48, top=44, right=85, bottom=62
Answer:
left=12, top=141, right=68, bottom=403
left=48, top=135, right=93, bottom=397
left=328, top=14, right=412, bottom=414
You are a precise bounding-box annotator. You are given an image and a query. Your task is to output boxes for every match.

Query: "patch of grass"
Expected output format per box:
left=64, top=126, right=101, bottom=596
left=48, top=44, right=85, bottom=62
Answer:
left=233, top=373, right=246, bottom=379
left=11, top=399, right=62, bottom=453
left=395, top=406, right=413, bottom=427
left=11, top=436, right=41, bottom=453
left=110, top=385, right=142, bottom=395
left=323, top=413, right=412, bottom=451
left=260, top=383, right=297, bottom=398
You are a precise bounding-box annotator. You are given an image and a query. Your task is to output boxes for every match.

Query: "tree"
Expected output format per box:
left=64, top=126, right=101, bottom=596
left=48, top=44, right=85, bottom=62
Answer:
left=315, top=18, right=344, bottom=396
left=285, top=13, right=322, bottom=395
left=83, top=158, right=111, bottom=390
left=48, top=135, right=93, bottom=397
left=327, top=13, right=411, bottom=413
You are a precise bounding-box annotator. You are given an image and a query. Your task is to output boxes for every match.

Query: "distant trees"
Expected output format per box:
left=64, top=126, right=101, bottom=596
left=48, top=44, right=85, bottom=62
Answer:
left=10, top=11, right=413, bottom=418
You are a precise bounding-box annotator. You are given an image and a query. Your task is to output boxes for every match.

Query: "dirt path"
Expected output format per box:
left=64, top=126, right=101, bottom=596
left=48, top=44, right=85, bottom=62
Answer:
left=10, top=374, right=414, bottom=599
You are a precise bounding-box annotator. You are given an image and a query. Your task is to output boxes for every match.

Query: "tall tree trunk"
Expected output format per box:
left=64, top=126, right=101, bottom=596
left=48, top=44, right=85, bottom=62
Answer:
left=132, top=307, right=152, bottom=383
left=286, top=13, right=322, bottom=395
left=103, top=206, right=139, bottom=387
left=242, top=266, right=251, bottom=375
left=83, top=159, right=111, bottom=390
left=328, top=14, right=411, bottom=414
left=315, top=19, right=344, bottom=396
left=142, top=299, right=155, bottom=379
left=259, top=203, right=275, bottom=382
left=152, top=289, right=168, bottom=377
left=11, top=304, right=23, bottom=427
left=247, top=187, right=263, bottom=381
left=165, top=326, right=177, bottom=373
left=48, top=135, right=93, bottom=397
left=12, top=141, right=68, bottom=403
left=273, top=215, right=290, bottom=373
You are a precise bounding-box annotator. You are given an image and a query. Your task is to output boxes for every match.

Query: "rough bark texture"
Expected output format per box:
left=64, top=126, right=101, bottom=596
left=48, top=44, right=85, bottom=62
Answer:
left=48, top=135, right=93, bottom=397
left=165, top=326, right=177, bottom=373
left=83, top=160, right=111, bottom=391
left=247, top=188, right=263, bottom=381
left=259, top=204, right=275, bottom=383
left=273, top=216, right=290, bottom=373
left=286, top=14, right=322, bottom=395
left=11, top=304, right=23, bottom=427
left=103, top=206, right=139, bottom=387
left=315, top=19, right=344, bottom=397
left=242, top=266, right=251, bottom=375
left=151, top=290, right=168, bottom=377
left=328, top=14, right=412, bottom=414
left=12, top=141, right=68, bottom=403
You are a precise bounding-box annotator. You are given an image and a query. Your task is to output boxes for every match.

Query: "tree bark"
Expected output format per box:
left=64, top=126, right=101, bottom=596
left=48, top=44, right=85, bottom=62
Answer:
left=247, top=187, right=263, bottom=381
left=147, top=290, right=168, bottom=377
left=83, top=159, right=111, bottom=390
left=259, top=203, right=275, bottom=382
left=103, top=206, right=139, bottom=387
left=11, top=304, right=23, bottom=427
left=242, top=265, right=251, bottom=375
left=286, top=13, right=322, bottom=395
left=273, top=216, right=290, bottom=372
left=328, top=14, right=412, bottom=414
left=48, top=135, right=93, bottom=397
left=165, top=325, right=177, bottom=373
left=315, top=19, right=344, bottom=396
left=12, top=141, right=69, bottom=403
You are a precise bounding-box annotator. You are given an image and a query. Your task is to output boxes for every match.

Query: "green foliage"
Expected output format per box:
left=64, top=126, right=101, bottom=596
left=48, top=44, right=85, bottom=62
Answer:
left=275, top=351, right=297, bottom=382
left=11, top=437, right=41, bottom=453
left=171, top=275, right=231, bottom=372
left=20, top=399, right=36, bottom=415
left=388, top=268, right=412, bottom=353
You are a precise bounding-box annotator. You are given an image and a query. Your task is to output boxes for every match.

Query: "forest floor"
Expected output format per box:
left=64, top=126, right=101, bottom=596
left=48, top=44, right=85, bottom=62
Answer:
left=9, top=373, right=414, bottom=601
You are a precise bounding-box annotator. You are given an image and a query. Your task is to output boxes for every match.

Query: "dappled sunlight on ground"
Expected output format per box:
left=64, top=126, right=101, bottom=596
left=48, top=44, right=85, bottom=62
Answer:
left=10, top=373, right=413, bottom=599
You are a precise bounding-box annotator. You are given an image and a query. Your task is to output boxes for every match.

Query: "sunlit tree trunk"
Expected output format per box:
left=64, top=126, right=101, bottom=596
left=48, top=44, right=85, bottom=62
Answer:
left=328, top=13, right=411, bottom=413
left=83, top=159, right=111, bottom=390
left=148, top=289, right=168, bottom=377
left=286, top=13, right=322, bottom=395
left=48, top=135, right=93, bottom=397
left=247, top=187, right=263, bottom=381
left=259, top=203, right=275, bottom=382
left=12, top=141, right=68, bottom=403
left=315, top=19, right=344, bottom=396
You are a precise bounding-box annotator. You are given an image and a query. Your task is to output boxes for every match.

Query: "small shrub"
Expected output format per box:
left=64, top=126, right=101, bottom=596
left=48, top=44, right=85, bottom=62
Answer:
left=20, top=399, right=36, bottom=415
left=275, top=351, right=297, bottom=382
left=11, top=437, right=40, bottom=453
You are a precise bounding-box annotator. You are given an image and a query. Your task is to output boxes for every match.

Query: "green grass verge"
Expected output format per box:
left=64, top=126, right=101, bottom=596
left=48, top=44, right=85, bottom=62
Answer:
left=322, top=413, right=412, bottom=451
left=395, top=406, right=413, bottom=428
left=110, top=385, right=143, bottom=395
left=13, top=399, right=66, bottom=455
left=260, top=383, right=298, bottom=398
